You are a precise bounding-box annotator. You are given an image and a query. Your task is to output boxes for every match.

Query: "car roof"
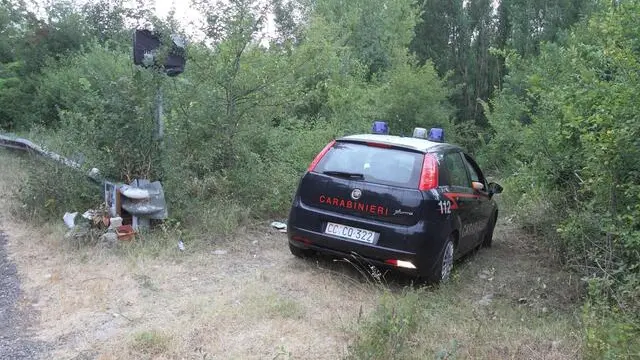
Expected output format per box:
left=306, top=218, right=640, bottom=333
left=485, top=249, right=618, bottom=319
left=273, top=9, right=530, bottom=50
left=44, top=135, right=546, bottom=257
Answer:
left=338, top=134, right=462, bottom=153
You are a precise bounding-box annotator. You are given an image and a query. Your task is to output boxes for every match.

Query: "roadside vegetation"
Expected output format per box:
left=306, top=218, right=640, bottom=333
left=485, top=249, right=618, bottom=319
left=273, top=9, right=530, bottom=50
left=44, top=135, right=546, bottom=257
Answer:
left=1, top=0, right=639, bottom=358
left=0, top=151, right=585, bottom=359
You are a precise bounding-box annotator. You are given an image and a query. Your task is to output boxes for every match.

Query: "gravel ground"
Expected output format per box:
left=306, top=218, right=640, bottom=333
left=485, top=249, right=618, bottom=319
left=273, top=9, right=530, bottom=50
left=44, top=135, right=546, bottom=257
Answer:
left=0, top=231, right=45, bottom=359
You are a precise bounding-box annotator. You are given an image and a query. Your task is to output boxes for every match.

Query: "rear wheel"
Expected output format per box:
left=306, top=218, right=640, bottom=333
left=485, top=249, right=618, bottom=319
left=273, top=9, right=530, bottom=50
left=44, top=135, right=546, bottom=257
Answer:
left=425, top=236, right=455, bottom=284
left=482, top=214, right=497, bottom=248
left=289, top=243, right=315, bottom=258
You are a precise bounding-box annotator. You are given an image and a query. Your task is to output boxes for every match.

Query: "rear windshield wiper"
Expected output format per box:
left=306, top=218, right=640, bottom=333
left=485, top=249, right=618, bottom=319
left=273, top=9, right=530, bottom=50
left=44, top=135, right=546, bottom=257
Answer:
left=322, top=170, right=364, bottom=179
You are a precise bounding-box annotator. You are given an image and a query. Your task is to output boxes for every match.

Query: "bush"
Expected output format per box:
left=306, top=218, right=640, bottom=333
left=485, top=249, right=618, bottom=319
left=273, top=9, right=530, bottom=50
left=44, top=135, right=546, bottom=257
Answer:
left=19, top=157, right=102, bottom=221
left=482, top=2, right=640, bottom=356
left=35, top=42, right=160, bottom=181
left=582, top=280, right=640, bottom=360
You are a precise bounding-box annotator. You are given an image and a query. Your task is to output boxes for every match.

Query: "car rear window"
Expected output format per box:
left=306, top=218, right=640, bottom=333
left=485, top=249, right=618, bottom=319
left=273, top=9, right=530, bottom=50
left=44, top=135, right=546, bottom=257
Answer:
left=314, top=142, right=424, bottom=188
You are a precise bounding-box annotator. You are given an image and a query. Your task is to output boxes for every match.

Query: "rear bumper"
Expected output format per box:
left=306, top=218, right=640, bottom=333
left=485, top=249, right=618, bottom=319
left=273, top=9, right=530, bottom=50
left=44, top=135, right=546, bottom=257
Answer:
left=287, top=210, right=446, bottom=277
left=288, top=232, right=420, bottom=276
left=287, top=225, right=442, bottom=276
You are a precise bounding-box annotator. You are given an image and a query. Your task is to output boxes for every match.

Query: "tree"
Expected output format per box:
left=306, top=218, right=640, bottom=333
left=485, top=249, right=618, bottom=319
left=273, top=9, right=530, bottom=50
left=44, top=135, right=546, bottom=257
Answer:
left=410, top=0, right=598, bottom=143
left=81, top=0, right=130, bottom=46
left=503, top=0, right=598, bottom=57
left=484, top=3, right=640, bottom=355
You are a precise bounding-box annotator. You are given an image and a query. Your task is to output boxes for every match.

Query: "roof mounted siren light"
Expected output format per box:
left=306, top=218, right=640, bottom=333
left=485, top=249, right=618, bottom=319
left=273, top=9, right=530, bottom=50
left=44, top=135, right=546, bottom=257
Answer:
left=412, top=127, right=427, bottom=139
left=371, top=121, right=389, bottom=135
left=428, top=127, right=445, bottom=142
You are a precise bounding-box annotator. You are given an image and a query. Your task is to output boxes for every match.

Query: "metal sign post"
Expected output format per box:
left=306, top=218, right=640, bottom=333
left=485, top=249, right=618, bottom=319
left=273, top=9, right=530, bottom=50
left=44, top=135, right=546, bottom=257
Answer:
left=154, top=83, right=164, bottom=142
left=132, top=29, right=186, bottom=180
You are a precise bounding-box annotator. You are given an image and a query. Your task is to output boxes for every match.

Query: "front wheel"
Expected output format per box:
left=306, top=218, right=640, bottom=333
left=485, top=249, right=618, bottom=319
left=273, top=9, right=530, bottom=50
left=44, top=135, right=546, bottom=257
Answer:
left=425, top=237, right=455, bottom=284
left=482, top=214, right=497, bottom=248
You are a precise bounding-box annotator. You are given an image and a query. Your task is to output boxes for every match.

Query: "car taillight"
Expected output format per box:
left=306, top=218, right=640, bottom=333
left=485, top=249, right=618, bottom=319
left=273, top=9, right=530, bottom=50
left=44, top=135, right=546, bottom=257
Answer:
left=418, top=153, right=439, bottom=190
left=308, top=140, right=336, bottom=172
left=384, top=259, right=417, bottom=269
left=292, top=236, right=312, bottom=245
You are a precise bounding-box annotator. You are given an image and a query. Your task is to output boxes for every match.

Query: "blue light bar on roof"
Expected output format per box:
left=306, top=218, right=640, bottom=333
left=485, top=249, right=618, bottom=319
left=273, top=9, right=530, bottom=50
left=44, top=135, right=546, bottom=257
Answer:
left=428, top=128, right=444, bottom=142
left=371, top=121, right=389, bottom=135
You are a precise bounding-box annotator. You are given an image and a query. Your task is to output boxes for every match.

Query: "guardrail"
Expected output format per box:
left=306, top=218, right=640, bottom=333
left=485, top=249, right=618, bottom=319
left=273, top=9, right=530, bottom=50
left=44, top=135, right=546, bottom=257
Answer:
left=0, top=132, right=168, bottom=226
left=0, top=134, right=32, bottom=151
left=0, top=133, right=101, bottom=181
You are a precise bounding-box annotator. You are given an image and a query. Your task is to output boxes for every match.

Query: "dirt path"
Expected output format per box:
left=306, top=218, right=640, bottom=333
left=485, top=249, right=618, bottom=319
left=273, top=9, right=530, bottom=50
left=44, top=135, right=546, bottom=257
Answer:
left=0, top=150, right=45, bottom=359
left=0, top=230, right=46, bottom=359
left=0, top=150, right=584, bottom=359
left=1, top=225, right=381, bottom=359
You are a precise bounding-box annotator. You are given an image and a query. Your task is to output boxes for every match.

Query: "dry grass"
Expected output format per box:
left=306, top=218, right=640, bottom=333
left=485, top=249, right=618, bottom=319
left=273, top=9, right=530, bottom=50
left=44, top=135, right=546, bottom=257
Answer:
left=344, top=222, right=584, bottom=359
left=404, top=224, right=583, bottom=359
left=0, top=150, right=376, bottom=359
left=0, top=149, right=584, bottom=359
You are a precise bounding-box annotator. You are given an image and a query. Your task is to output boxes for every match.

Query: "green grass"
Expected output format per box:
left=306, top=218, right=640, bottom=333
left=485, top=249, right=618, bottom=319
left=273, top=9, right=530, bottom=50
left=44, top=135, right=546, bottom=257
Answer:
left=130, top=330, right=173, bottom=357
left=265, top=294, right=306, bottom=320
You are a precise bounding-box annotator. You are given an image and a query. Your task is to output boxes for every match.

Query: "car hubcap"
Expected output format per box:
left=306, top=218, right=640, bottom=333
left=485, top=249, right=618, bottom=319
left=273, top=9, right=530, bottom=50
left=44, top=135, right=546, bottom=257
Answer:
left=441, top=241, right=454, bottom=281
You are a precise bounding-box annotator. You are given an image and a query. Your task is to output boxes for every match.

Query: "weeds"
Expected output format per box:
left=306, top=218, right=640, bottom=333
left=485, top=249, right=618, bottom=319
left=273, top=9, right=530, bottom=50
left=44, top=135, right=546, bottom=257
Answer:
left=344, top=229, right=586, bottom=360
left=17, top=156, right=102, bottom=222
left=582, top=280, right=640, bottom=359
left=134, top=274, right=158, bottom=292
left=337, top=256, right=390, bottom=290
left=130, top=330, right=172, bottom=357
left=346, top=289, right=423, bottom=360
left=266, top=295, right=306, bottom=320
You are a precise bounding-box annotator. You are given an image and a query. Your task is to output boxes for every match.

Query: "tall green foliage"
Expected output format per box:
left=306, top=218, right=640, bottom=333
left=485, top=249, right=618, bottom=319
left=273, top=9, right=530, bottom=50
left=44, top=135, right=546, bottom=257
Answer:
left=12, top=0, right=451, bottom=229
left=35, top=42, right=159, bottom=181
left=484, top=2, right=640, bottom=357
left=0, top=0, right=29, bottom=129
left=410, top=0, right=598, bottom=143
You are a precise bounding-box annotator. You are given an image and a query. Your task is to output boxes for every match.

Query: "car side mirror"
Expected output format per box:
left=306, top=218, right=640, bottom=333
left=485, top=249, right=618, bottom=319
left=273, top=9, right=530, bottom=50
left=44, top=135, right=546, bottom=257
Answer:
left=488, top=182, right=503, bottom=196
left=472, top=181, right=484, bottom=191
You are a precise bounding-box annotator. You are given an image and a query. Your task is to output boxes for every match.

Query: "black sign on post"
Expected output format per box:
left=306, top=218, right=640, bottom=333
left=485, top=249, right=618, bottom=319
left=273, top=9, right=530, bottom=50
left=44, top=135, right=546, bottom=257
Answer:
left=133, top=29, right=186, bottom=77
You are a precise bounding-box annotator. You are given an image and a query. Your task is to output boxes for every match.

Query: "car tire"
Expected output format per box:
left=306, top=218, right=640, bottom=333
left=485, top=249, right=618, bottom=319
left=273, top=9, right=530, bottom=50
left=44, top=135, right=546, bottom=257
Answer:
left=425, top=236, right=455, bottom=284
left=482, top=214, right=497, bottom=248
left=289, top=243, right=315, bottom=258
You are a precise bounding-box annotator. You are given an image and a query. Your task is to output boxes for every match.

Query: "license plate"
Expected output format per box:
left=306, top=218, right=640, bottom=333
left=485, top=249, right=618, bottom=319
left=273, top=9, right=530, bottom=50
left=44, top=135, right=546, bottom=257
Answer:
left=324, top=222, right=378, bottom=244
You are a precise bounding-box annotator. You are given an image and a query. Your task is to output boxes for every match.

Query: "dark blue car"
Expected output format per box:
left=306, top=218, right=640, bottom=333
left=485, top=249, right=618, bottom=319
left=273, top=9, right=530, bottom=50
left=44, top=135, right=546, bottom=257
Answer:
left=287, top=123, right=503, bottom=283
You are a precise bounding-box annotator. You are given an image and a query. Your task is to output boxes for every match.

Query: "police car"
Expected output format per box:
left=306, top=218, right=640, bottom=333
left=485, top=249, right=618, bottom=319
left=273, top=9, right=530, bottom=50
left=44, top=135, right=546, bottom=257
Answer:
left=287, top=121, right=503, bottom=283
